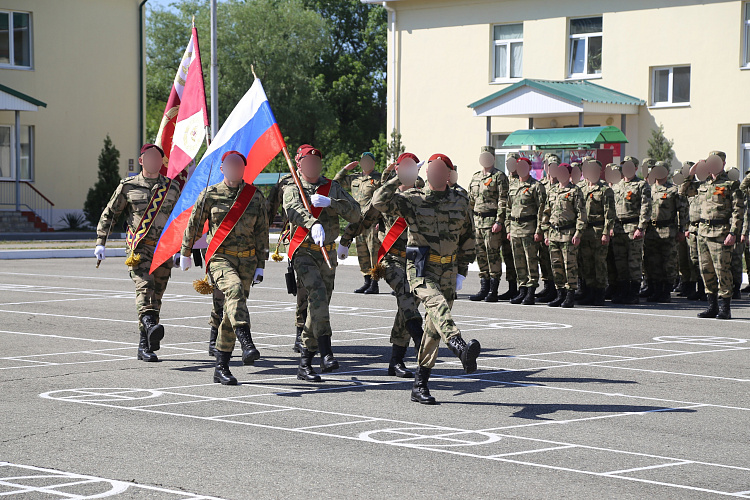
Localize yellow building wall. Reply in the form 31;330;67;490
388;0;750;184
0;0;142;226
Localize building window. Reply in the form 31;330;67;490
492;134;518;171
652;66;690;106
569;16;602;77
744;3;750;67
0;11;32;68
0;125;34;181
741;126;750;176
492;24;523;81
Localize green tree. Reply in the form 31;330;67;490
647;124;675;164
83;135;121;228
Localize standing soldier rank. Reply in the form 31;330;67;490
372;153;480;405
181;151;269;385
95;144;181;362
334;152;382;294
283;145;361;382
467;145;514;302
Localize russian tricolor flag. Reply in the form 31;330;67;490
150;79;286;273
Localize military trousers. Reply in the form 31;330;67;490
208;254;257;353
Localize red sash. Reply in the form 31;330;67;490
288;180;332;259
204;184;258;263
376;217;408;264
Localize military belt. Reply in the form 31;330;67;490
510;215;537;223
427;253;456;264
140;238;158;246
550;222;576;231
616;216;639;225
690;221;700;227
587;219;605;227
699;218;730;227
216;247;255;258
650;219;676;228
474;210;498;218
388;248;407;258
299;242;336;252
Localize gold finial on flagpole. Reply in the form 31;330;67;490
251;64;258;80
192;15;195;27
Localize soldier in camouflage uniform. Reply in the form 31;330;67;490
542;162;587;308
340;153;425;378
693;151;745;319
535;154;558;302
468;145;514;302
181;151;269;385
284;145;361;382
334;152;382;294
95;144;180;362
267;167;308;352
372;153;480;405
643;161;687;303
578;159;615;306
611;156;652;304
678;161;707;300
505;156;546;305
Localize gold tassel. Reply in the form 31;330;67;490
271;250;284;262
369;262;386;281
193;275;214;295
124;251;141;267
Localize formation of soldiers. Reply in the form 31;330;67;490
93;142;746;405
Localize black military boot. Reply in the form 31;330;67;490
685;282;698;300
234;325;260;365
561;289;576;308
137;330;158;362
698;294;718;318
297;348;321;382
646;281;662;302
639;279;653;299
498;280;518;301
510;286;527;304
388;344;414;378
717;297;732;320
447;336;481;374
411;366;437;405
537;280;556;302
604;283;614;300
574;279;587;300
659;280;673;303
678;279;690;297
208;326;218;357
354;275;372;293
140;314;164;352
406;318;424;348
742;278;750;293
696;280;707;301
484;278;500;303
733;282;742;300
522;287;537;305
318;335;339;373
623;281;640;305
578;284;595;305
292;326;303;353
469;278;490;301
213;350;237;385
593;288;606;306
547;289;566;308
363;278;379;295
610;281;628;304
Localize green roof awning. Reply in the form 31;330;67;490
503;126;628;150
0;83;47;109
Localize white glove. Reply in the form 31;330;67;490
180;255;192;271
311;223;326;247
94;245;106;261
456;274;466;291
337;243;349;260
311;194;331;208
253;268;264;284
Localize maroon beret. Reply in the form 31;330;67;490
140;144;164;157
428;153;455;171
221;150;247;165
396;152;420;165
518;157;532;166
297;145;322;159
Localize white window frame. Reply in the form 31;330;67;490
491;133;518;172
650;65;691;108
567;16;602;79
0;124;34;181
743;2;750;68
741;125;750;176
0;10;33;70
491;23;523;83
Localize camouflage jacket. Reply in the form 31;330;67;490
542;182;587;242
334;169;382;207
96;173;181;248
679;177;702;233
283;176;361;257
266;173;297;226
612;177;651;235
371;177;475;277
696;172;745;238
468;168;508;229
648;181;687;239
579;180;615;237
505;176;546;237
181;181;269;267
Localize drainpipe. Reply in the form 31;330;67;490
138;0;149;148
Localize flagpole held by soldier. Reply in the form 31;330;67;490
181;151;269;385
94;144;181;362
372;153;481;405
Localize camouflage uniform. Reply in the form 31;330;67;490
611;173;651;302
537;174;556;290
679;174;705;293
334;167;382;276
541;181;587;295
506;176;546;292
579;180;615;291
283;176;360;352
182;181;269;354
468;166;510;280
96;173;180;346
644;178;687;301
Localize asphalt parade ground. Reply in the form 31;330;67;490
1;257;749;499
